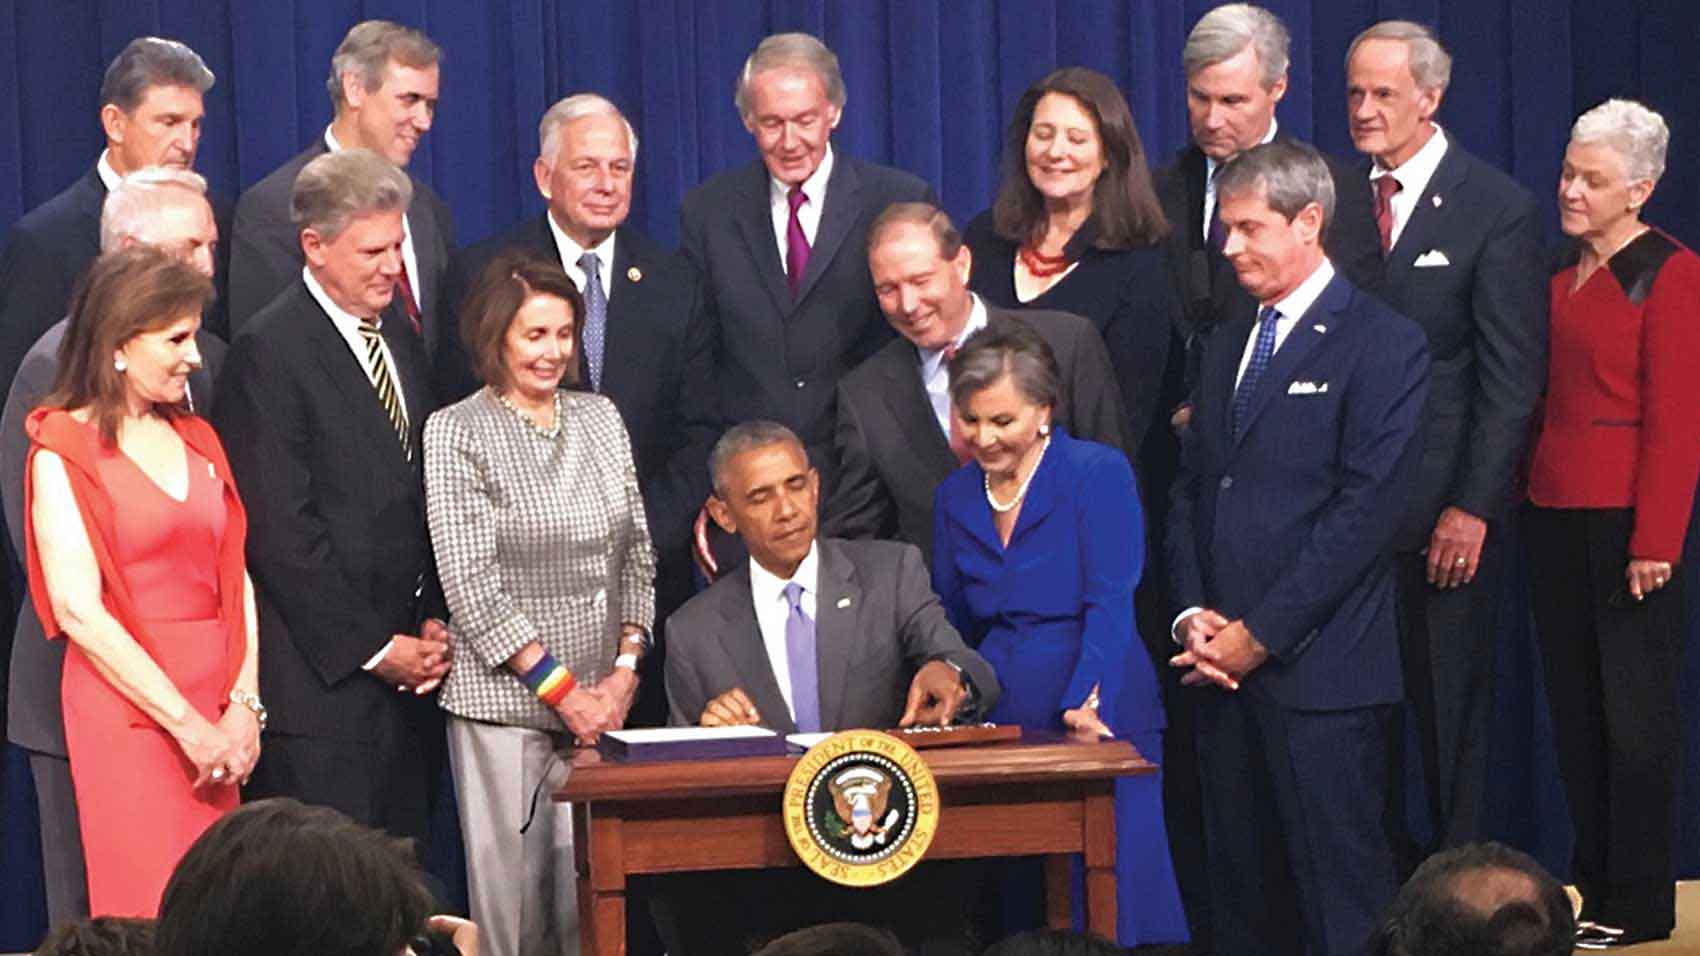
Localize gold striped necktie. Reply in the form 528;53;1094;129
357;318;412;460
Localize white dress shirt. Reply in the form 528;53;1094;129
747;542;821;721
1368;125;1448;251
1203;118;1279;242
325;127;423;309
769;145;834;267
96;150;122;191
917;295;990;437
547;212;617;303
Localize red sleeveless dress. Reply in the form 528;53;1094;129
25;410;250;917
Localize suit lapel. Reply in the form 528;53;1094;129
405;189;441;344
731;165;796;318
794;156;861;306
878;344;957;478
1230;276;1350;448
300;289;420;489
812;541;861;731
602;227;651;399
714;566;796;734
1383;141;1467;287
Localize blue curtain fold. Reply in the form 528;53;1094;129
2;1;1698;949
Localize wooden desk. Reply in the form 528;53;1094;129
557;733;1150;955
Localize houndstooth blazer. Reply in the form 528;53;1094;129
424;387;656;730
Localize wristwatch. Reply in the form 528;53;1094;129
614;652;640;672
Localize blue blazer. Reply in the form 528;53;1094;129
932;430;1164;736
1165;271;1429;711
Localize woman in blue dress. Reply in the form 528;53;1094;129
931;319;1187;947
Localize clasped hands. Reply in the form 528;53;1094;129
699;660;969;729
1169;609;1270;691
176;700;262;790
556;667;639;745
373;618;454;694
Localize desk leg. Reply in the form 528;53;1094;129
1082;785;1117;940
1044;855;1072;930
576;804;629;956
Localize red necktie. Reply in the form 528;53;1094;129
785;186;811;300
394;257;423;335
1374;175;1403;257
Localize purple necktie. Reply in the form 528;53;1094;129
785;186;811;300
783;582;821;732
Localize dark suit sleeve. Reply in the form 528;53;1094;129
891;542;1000;712
637;261;720;553
1060;312;1139;462
0;233;73;394
930;491;971;632
212;333;394;686
226;196;303;336
1242;323;1431;658
433;249;485;403
1164;414;1208;614
663;614;710;727
1;347;54;558
1101;259;1175;453
1453;190;1547;520
821;380;896;540
1065;452;1141;719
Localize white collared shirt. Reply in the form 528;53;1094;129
1369;125;1448;251
96;150;122;192
325;126;423;310
917;294;990;438
748;542;821;721
301;266;412;422
1203;118;1279;242
769;145;835;267
1232;257;1336;388
547;212;618;303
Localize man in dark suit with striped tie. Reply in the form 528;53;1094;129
213;148;450;846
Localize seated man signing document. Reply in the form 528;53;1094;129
665;420;1000;732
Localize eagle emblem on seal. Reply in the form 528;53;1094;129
828;766;901;849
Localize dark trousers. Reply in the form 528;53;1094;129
27;750;88;926
1526;506;1681;936
1393;525;1504;853
1196;690;1398;956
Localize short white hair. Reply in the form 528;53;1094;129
100;167;209;252
1571;98;1669;185
538;94;638;165
734;32;846;119
1183;4;1290;89
1348;20;1452;93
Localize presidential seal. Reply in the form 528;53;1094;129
782;730;941;887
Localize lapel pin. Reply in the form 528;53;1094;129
206;462;217;479
1313;324;1327;334
1432;194;1443;208
627;266;643;282
836;597;852;609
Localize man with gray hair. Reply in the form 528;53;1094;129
227;19;453;352
681;32;934;580
1342;20;1547;858
442;95;718;732
1;165;229;927
1167;141;1429;956
213;148;451;847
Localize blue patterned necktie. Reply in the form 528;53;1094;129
1232;306;1281;437
782;582;822;733
577;251;608;391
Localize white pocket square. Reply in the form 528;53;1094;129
1287;380;1329;395
1413;249;1451;268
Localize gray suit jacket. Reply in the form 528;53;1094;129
226;141;454;359
664;537;999;731
3;319;225;754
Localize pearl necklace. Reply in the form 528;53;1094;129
984;434;1051;513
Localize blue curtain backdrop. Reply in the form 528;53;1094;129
2;0;1698;947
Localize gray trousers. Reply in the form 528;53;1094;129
446;716;578;956
29;750;90;926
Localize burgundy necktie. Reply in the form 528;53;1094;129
785;186;811;300
394;257;423;335
1374;175;1403;257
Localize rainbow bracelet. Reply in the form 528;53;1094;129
522;652;576;706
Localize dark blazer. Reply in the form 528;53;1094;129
0;168;105;395
663;537;1000;732
226;142;455;360
3;320;224;755
824;305;1133;565
963;213;1174;452
1166;272;1429;711
211;280;442;743
680;154;933;490
1340;139;1547;547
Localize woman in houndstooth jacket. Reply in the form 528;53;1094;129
424;251;656;956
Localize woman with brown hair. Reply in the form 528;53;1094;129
965;66;1177;451
26;245;260;916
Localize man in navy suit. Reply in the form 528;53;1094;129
442;93;718;730
681;33;934;566
1167;141;1429;956
1342;21;1547;855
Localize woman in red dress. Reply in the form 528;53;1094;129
1526;98;1700;948
25;246;261;917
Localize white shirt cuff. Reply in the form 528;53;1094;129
362;639;395;671
1171;607;1204;646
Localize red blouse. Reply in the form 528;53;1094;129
1527;230;1700;561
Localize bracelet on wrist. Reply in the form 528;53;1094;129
228;688;267;732
521;651;576;706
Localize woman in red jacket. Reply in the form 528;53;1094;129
1526;98;1700;949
